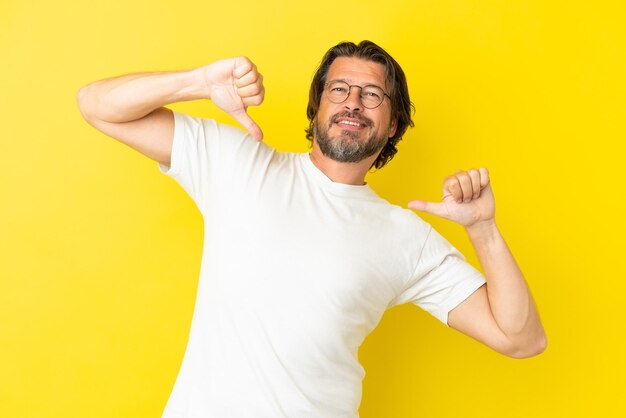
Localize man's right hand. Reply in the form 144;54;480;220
201;57;265;141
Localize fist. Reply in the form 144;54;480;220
409;168;495;227
201;57;265;140
444;168;490;204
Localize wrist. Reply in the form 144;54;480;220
466;218;499;243
175;67;211;101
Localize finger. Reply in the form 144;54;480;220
241;82;264;107
408;199;449;219
479;167;490;189
455;171;475;203
237;82;264;100
467;168;481;199
233;56;254;79
235;69;261;89
242;94;264;107
230;108;264;141
443;175;462;202
443;175;462;203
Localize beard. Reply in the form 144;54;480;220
313;111;390;163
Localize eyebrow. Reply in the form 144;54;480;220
328;78;385;90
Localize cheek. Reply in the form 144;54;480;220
379;110;397;136
318;105;339;125
315;105;328;122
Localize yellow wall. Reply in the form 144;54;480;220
2;0;624;416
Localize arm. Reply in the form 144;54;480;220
409;169;547;358
76;57;265;167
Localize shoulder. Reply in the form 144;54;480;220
355;196;434;255
373;197;432;237
173;111;252;143
172;111;277;159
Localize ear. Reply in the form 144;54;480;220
388;118;398;138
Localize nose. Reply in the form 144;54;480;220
343;86;363;112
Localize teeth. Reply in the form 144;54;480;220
338;120;362;127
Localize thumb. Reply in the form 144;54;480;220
230;108;263;141
408;199;448;218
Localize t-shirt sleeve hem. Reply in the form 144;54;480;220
438;277;486;327
158;111;185;176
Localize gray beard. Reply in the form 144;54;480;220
313;115;389;163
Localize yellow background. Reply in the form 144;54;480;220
1;0;624;417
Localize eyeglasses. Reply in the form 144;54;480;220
324;80;390;109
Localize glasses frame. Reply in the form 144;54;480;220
324;80;391;109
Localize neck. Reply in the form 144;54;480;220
309;141;377;185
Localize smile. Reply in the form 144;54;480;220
337;120;366;127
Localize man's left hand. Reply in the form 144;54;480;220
408;168;495;227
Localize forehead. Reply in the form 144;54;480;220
327;57;387;87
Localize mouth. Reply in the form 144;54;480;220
336;119;366;129
331;113;372;130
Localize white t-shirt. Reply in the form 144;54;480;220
158;112;486;418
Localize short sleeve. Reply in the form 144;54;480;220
395;226;486;325
157;111;262;211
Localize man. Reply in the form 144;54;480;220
77;40;546;417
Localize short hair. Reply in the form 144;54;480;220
305;40;415;169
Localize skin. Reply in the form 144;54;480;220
310;57;397;185
77;54;546;358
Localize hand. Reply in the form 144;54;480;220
201;57;265;140
408;168;495;227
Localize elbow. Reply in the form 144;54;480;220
503;332;548;359
76;86;91;121
76;85;98;123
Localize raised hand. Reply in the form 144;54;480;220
201;57;265;140
408;168;495;227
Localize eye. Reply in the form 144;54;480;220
327;81;349;90
362;88;382;100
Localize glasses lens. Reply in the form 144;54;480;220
326;81;350;103
360;86;384;108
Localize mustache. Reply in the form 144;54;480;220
330;112;373;127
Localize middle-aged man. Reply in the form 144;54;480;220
77;40;546;417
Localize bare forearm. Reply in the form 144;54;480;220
77;68;206;123
466;220;546;348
